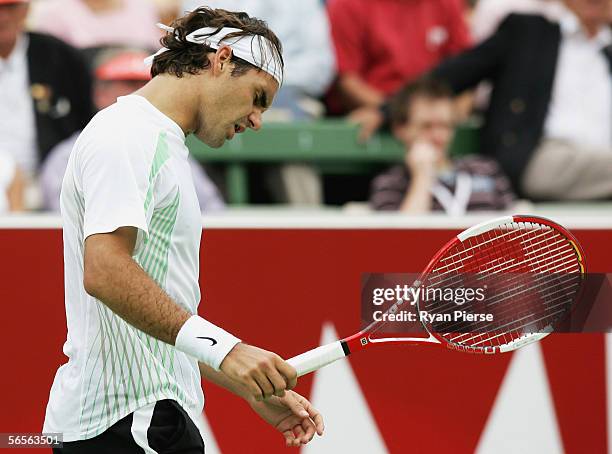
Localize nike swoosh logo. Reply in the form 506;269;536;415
196;336;218;346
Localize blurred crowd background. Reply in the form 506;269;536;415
0;0;611;214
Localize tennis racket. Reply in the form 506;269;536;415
287;215;586;377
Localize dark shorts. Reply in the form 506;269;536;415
53;400;205;454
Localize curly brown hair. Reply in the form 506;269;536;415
389;77;453;127
151;7;284;80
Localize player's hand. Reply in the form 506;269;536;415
250;390;324;447
220;343;297;401
348;106;384;143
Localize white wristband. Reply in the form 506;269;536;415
175;315;241;370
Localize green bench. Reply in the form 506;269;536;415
188;119;480;204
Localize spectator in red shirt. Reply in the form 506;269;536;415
327;0;472;114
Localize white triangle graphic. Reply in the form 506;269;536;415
195;411;222;454
476;343;563;454
606;333;612;454
301;322;388;454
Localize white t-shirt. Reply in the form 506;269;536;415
43;95;205;441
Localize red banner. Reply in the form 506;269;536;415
0;227;609;453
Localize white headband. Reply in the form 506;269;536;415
145;23;283;86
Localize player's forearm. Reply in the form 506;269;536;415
84;229;241;371
84;240;191;345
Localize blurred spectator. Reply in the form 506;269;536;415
183;1;336;205
430;0;612;200
467;1;563;111
31;0;161;49
154;0;181;25
326;0;471;114
0;0;94;209
369;79;514;213
471;0;562;42
463;0;479;25
469;1;563;111
0;151;25;212
39;48;225;213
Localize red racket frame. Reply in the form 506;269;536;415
342;215;586;356
288;215;587;377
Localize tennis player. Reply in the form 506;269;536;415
43;7;323;452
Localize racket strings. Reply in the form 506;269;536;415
420;221;582;350
436;269;579;330
446;223;580;334
429;245;579;315
427;224;577;306
433;225;562;275
434;227;535;272
448;275;579;344
454;224;580;345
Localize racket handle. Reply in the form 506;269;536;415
287;341;347;377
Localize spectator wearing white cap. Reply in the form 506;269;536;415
40;47;226;213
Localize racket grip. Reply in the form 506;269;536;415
287;341;347;377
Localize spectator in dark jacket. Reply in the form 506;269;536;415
362;0;611;201
0;0;94;207
431;0;612;200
